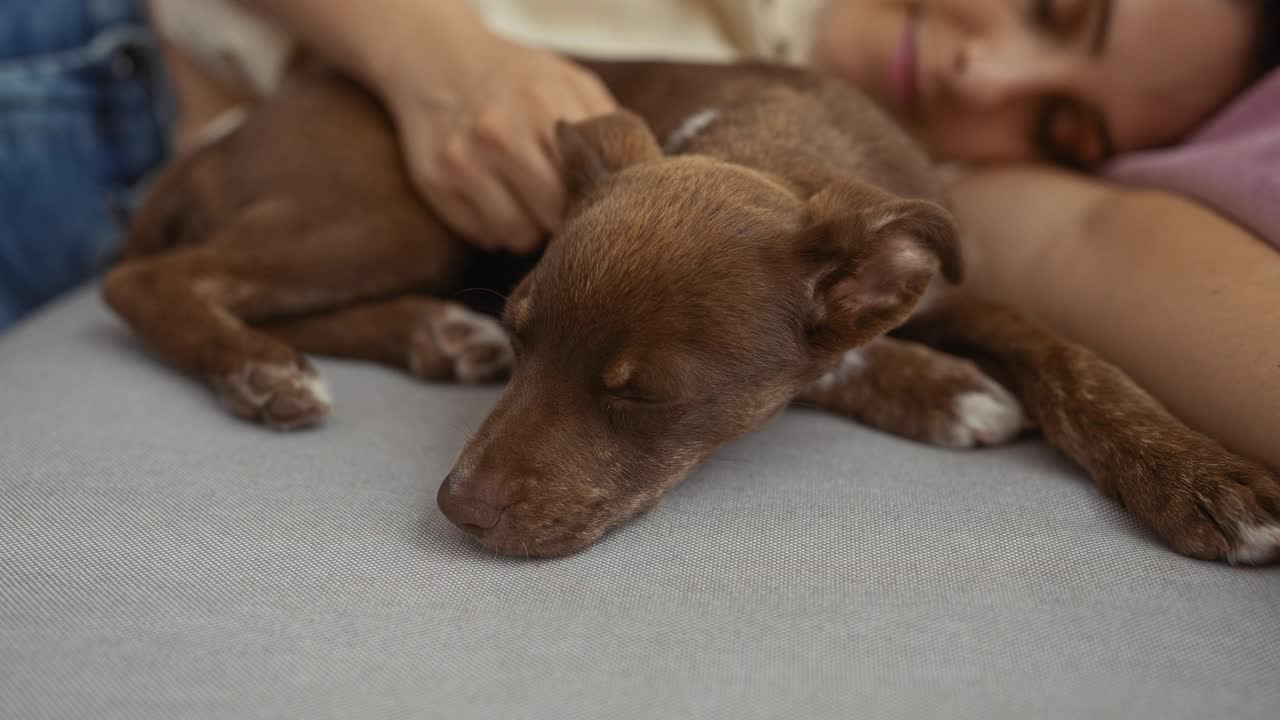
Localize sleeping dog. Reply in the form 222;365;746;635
103;60;1280;562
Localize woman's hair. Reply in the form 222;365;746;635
1252;0;1280;78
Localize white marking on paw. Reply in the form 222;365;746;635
664;109;719;154
440;305;507;348
1229;523;1280;565
220;363;282;407
812;348;868;391
432;305;514;383
943;384;1026;448
299;372;333;407
194;106;249;148
215;362;332;430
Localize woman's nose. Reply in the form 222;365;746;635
942;36;1068;109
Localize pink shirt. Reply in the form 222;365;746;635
1104;69;1280;250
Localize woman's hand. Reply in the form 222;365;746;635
383;36;616;254
242;0;617;253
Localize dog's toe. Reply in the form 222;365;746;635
1231;522;1280;564
1108;445;1280;564
214;361;332;430
927;380;1027;449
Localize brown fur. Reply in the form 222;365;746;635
899;299;1280;562
103;60;1279;562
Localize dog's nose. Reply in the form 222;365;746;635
437;472;507;532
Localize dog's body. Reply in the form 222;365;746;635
104;61;1280;562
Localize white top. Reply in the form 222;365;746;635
148;0;826;95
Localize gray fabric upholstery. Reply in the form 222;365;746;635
3;289;1278;720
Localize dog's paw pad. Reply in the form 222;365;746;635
214;362;331;430
410;304;513;384
937;383;1027;448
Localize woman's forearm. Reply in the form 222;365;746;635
953;167;1280;469
239;0;491;94
233;0;616;254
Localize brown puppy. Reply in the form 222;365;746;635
103;60;1280;563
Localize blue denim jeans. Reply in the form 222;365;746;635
0;0;174;331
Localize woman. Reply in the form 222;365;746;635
5;0;1278;468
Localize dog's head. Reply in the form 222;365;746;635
439;111;960;556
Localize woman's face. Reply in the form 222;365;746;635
814;0;1259;166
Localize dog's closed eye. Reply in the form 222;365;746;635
605;392;668;407
602;367;679;417
602;393;684;433
602;363;681;408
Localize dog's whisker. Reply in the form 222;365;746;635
455;287;509;304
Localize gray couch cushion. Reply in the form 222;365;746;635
2;289;1278;720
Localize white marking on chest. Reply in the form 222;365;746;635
664;109;720;154
194;105;249;148
811;348;868;391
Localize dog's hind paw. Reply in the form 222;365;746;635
214;361;332;430
409;303;513;384
942;383;1028;448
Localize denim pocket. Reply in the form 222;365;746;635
0;8;174;329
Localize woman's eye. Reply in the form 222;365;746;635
1032;0;1056;27
1031;0;1086;33
1037;98;1111;169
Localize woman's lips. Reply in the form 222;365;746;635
891;12;921;115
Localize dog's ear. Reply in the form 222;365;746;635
796;182;962;352
555;110;663;198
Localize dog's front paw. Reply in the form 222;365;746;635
1107;442;1280;564
213;361;332;430
409;303;513;384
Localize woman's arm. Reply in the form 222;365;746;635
238;0;616;253
242;0;483;92
951;166;1280;469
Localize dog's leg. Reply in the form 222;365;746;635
797;336;1029;449
102;201;470;429
901;297;1280;564
259;295;512;383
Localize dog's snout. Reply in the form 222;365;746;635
437;472;508;533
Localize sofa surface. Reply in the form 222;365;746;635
3;290;1278;719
